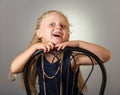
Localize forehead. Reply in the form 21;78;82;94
42;12;69;24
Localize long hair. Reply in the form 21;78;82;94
20;10;87;94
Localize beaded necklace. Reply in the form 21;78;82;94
41;53;64;95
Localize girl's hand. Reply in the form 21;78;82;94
55;41;79;51
34;42;55;53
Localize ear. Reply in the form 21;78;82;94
35;29;43;38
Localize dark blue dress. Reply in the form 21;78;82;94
36;52;83;95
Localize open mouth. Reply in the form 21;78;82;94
53;34;61;37
52;32;63;38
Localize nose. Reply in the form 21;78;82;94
56;25;62;30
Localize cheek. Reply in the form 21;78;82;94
65;33;70;41
43;31;51;40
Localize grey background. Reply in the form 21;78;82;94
0;0;119;95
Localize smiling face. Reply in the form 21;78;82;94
36;12;70;44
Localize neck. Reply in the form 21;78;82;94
44;51;63;63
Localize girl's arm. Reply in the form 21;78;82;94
10;42;54;74
55;40;111;64
10;44;38;74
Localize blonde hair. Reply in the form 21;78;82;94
19;10;87;94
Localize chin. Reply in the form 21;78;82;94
53;41;63;44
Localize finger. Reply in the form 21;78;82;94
43;46;47;53
56;44;63;51
45;44;50;52
46;43;54;52
61;45;65;50
48;42;55;50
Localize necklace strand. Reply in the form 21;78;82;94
42;54;61;79
41;53;64;95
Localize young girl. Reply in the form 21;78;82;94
10;10;111;95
